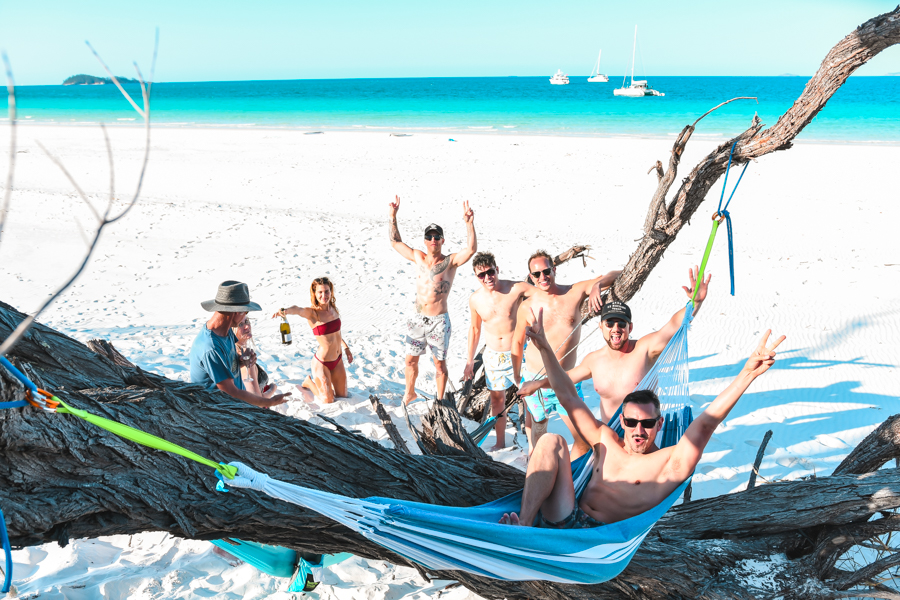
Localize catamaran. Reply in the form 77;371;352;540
614;26;664;97
549;69;570;85
587;50;608;82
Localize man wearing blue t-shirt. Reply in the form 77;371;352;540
190;280;290;408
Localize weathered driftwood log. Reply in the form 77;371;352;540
609;6;900;304
4;299;900;599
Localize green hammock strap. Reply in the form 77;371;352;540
693;215;722;303
54;396;237;480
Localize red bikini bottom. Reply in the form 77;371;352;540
315;354;343;371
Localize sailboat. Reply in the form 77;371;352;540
587;50;608;82
614;26;664;97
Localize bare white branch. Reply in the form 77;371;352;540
85;40;145;118
0;35;157;357
0;52;17;248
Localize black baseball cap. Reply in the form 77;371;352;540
600;301;632;323
424;223;444;237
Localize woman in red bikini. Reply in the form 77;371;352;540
274;276;353;403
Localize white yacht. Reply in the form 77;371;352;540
587;50;608;82
614;26;664;97
549;69;570;85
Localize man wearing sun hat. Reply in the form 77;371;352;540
189;280;290;408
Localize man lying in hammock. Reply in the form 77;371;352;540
517;265;711;424
500;307;783;528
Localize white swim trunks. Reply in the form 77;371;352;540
483;348;516;391
406;312;451;360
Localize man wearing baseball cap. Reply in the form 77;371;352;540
519;265;711;424
388;195;477;404
189;280;290;408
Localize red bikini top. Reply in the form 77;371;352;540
312;318;341;336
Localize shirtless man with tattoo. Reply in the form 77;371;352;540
518;266;711;426
463;251;534;450
512;250;620;457
389;195;477;404
500;307;783;529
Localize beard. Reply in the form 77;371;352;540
606;333;628;350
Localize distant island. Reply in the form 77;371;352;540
888;72;900;76
63;74;139;85
776;73;801;77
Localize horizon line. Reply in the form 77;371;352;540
15;73;900;87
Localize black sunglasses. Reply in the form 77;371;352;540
622;417;661;429
476;267;497;280
530;267;552;280
424;234;444;241
605;319;628;329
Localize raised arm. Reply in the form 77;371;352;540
525;308;604;446
273;306;315;320
666;330;785;481
452;201;477;266
464;295;482;381
577;269;622;313
389;195;416;262
641;266;711;360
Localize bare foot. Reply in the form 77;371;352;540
403;393;418;405
498;512;522;526
298;387;316;403
487;442;506;452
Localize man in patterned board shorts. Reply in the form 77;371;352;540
464;252;535;450
389;195;477;404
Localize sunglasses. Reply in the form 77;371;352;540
622;417;661;429
425;234;444;241
476;267;497;280
530;267;553;280
605;319;628;329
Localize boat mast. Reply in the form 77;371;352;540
595;50;602;76
630;25;637;86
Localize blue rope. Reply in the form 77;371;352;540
1;506;12;594
716;141;749;296
0;356;35;410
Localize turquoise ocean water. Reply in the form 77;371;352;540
3;76;899;142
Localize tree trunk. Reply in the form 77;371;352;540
3;300;900;599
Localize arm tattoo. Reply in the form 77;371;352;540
389;217;402;242
434;281;451;295
415;298;424;313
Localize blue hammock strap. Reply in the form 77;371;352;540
1;506;12;594
713;140;748;297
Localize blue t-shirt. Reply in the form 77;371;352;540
189;325;245;392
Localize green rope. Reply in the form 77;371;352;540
693;217;722;303
55;397;237;480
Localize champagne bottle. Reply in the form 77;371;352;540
280;310;293;345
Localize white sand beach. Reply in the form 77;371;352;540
2;123;899;598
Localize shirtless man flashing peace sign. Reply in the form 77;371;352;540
500;307;784;529
389;195;477;404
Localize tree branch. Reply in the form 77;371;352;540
611;7;900;303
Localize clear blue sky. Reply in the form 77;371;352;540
1;0;897;85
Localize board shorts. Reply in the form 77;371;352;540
520;365;584;422
406;312;451;360
483;348;516;391
538;503;605;529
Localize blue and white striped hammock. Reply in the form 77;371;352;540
221;301;696;584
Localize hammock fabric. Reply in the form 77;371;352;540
221;302;697;584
